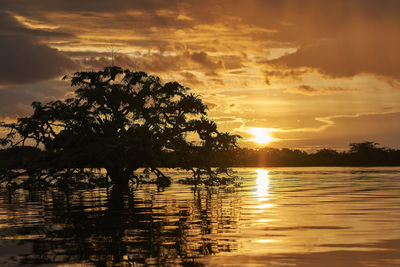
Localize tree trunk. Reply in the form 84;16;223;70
107;167;130;189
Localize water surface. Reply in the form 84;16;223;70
0;167;399;266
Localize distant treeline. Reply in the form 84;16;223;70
1;141;400;169
229;141;400;167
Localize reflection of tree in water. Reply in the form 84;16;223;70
193;188;240;256
0;184;241;266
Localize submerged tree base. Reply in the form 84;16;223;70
178;167;241;187
0;166;241;193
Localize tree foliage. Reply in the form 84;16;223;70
0;66;240;189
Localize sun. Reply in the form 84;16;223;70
248;127;276;145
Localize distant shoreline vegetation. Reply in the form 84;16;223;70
229;141;400;167
1;141;399;169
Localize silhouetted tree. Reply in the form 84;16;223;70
349;141;380;154
347;141;389;166
311;149;341;166
0;66;239;189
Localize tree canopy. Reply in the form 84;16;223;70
0;66;240;189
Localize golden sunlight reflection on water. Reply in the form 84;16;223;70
231;167;400;263
254;169;274;212
255;168;270;198
1;167;400;266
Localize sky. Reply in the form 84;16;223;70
1;0;399;151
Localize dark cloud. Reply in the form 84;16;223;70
140;53;187;73
77;53;137;70
0;35;78;85
210;78;224;86
268;32;400;80
265;69;309;85
288;85;351;96
0;11;73;40
180;72;204;87
76;50;227;77
187;51;224;76
249;1;400;80
203;102;217;110
221;55;244;70
79;52;193;75
296;85;315;93
0;80;71;117
0;11;77;85
4;0;399;80
0;0;180;13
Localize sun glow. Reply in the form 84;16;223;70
248;127;276;145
